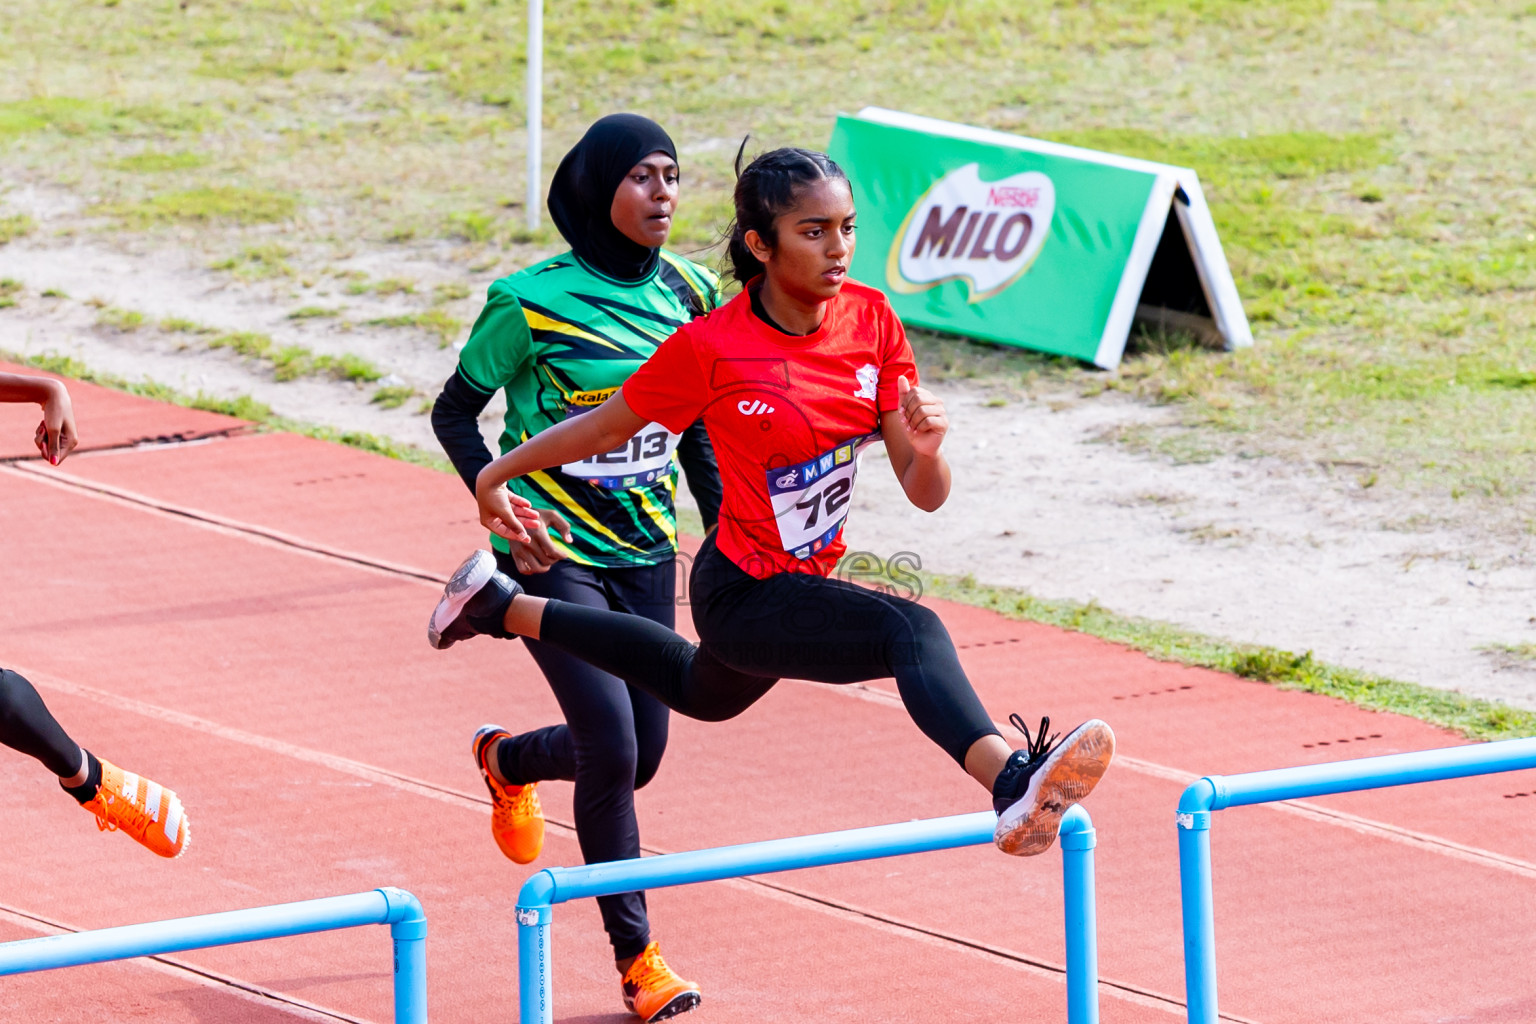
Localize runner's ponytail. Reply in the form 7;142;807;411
725;140;847;284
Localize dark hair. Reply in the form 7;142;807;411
725;140;848;284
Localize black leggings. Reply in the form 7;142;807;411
0;668;83;778
494;553;674;962
537;534;1000;768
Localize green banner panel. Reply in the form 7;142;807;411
828;109;1250;368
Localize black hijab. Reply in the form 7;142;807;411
547;113;677;282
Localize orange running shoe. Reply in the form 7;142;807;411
622;942;701;1022
473;724;544;864
81;760;189;859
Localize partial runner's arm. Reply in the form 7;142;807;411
675;419;722;531
475;392;648;542
430;368;497;493
433;368;572;570
0;372;77;465
880;376;951;513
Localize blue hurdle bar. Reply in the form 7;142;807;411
516;807;1100;1024
0;887;428;1023
1177;737;1536;1024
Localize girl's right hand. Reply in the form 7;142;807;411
476;475;539;543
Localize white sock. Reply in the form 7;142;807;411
58;748;89;789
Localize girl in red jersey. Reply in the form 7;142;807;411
429;146;1115;859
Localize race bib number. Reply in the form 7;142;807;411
765;433;881;559
561;402;680;489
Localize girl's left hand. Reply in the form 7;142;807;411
33;381;77;466
475;472;541;543
896;376;947;459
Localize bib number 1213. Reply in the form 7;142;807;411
562;413;680;490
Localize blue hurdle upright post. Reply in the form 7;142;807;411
0;887;428;1023
1059;805;1099;1024
1177;737;1536;1024
517;809;1100;1024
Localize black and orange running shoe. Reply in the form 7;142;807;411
992;716;1115;856
622;942;701;1022
473;724;544;864
81;759;189;859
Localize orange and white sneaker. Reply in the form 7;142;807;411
473;724;544;864
81;760;189;859
992;715;1115;856
622;942;701;1022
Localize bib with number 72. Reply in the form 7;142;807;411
765;432;882;559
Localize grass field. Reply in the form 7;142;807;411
3;0;1532;534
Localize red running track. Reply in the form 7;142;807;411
2;363;1535;1023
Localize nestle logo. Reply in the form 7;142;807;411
987;186;1039;209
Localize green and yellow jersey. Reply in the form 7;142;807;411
454;249;721;568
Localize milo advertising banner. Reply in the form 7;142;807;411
828;108;1251;369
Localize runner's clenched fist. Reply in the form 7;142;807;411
896;375;947;458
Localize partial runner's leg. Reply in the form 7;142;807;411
0;667;87;781
436;540;984;739
493;556;675;962
1;667;190;857
430;543;1113;854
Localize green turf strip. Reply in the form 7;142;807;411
921;573;1536;743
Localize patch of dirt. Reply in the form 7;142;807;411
846;389;1536;709
4;185;1534;709
0;184;505;451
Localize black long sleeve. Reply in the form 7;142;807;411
431;368;497;494
675;419;722;532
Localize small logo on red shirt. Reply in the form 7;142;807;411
853;364;879;401
737;399;776;416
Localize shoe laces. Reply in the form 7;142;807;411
628;943;675;991
92;786;150;837
1009;713;1059;765
512;782;540;817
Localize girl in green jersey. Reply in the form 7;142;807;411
430;114;717;1022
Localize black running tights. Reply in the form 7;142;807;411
493;554;674;962
536;535;1000;768
0;668;83;778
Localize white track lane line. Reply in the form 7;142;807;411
822;681;1536;881
16;663;1217;1019
8;461;1534;882
0;902;373;1023
8;462;1534;879
10;458;1534;1019
0;462;449;585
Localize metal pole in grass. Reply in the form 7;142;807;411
525;0;543;232
1059;806;1100;1024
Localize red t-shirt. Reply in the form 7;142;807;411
623;279;917;579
